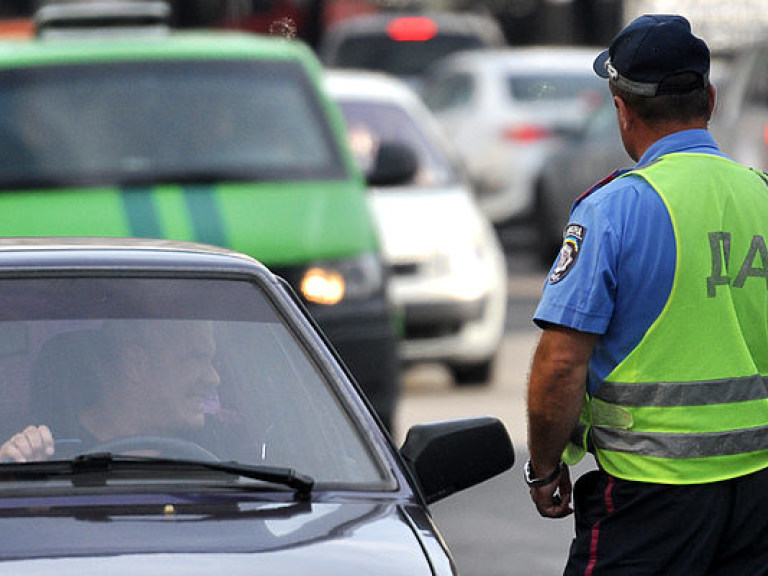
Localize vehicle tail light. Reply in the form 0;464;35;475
501;124;553;143
386;17;438;42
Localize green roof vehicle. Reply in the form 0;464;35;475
0;1;403;430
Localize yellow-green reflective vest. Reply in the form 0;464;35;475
565;153;768;484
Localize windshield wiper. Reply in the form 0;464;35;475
0;453;314;500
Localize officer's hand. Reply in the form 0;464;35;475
529;464;573;518
0;425;55;463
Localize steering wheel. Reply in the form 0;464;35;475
87;435;219;461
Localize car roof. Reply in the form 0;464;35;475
0;237;271;276
324;10;504;37
324;68;420;105
0;29;315;68
432;45;602;73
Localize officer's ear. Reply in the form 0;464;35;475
614;95;633;132
707;84;716;122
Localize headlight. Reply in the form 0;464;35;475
301;267;345;305
300;253;385;305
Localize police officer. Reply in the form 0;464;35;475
525;14;768;575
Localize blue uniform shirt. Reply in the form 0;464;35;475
533;129;727;396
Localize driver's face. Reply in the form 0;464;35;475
143;322;221;431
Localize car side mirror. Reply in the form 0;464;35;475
366;140;418;187
400;416;514;504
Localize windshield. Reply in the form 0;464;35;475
0;60;346;189
508;74;604;102
0;276;391;490
336;99;458;187
333;34;484;77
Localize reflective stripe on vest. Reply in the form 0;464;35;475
596;374;768;406
592;424;768;459
583;153;768;484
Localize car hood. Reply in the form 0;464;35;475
0;497;445;574
368;186;484;260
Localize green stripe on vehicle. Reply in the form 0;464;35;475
182;185;227;247
121;187;163;238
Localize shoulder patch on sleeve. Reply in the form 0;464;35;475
548;224;586;284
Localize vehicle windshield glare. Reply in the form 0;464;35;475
507;74;604;102
337;99;457;187
0;60;345;189
0;276;391;490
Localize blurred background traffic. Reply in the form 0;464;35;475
2;1;768;573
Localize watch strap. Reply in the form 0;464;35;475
524;460;563;487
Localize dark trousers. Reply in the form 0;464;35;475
563;466;768;575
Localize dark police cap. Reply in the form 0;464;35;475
593;14;710;97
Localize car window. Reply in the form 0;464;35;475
0;276;392;490
507;74;604;102
745;51;768;106
582;100;618;140
333;34;484;77
421;72;474;112
0;60;346;189
337;99;458;187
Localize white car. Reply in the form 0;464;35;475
420;46;607;228
324;69;508;385
709;44;768;170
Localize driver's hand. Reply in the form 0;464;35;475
0;425;55;462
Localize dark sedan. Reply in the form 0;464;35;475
0;237;513;574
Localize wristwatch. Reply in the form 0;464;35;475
524;460;563;487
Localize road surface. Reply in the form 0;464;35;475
394;253;596;576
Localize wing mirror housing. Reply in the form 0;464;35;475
400;416;514;504
366;140;418;187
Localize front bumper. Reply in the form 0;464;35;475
403;297;485;327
